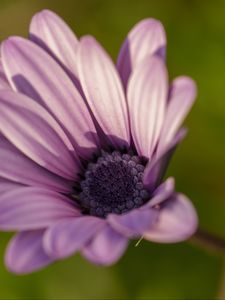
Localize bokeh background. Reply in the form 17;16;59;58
0;0;225;299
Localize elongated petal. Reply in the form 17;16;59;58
0;178;23;194
0;58;9;89
108;208;158;237
43;216;105;259
82;225;128;265
29;10;79;79
5;230;53;274
144;193;198;243
117;18;166;88
0;136;73;193
0;77;9;89
0;90;79;179
78;36;130;148
0;187;79;231
127;56;168;157
142;177;175;208
1;37;99;158
143;128;187;191
157;76;197;155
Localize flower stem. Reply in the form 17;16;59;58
192;228;225;254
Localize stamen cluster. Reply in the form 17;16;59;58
78;151;150;218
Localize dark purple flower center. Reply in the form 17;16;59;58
77;151;150;218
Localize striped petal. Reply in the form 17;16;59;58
0;136;72;193
157;76;197;155
5;230;53;274
143;128;187;191
0;90;79;180
82;225;128;266
0;58;9;89
144;193;198;243
0;187;80;231
108;208;158;238
117;18;166;88
142;177;175;208
29;9;79;81
1;37;99;159
0;178;23;195
78;36;130;148
43;216;105;259
127;56;168;158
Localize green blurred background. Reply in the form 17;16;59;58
0;0;225;299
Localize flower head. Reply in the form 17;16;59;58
0;10;197;274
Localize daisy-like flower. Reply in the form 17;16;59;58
0;10;197;274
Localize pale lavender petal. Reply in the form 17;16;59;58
0;136;73;193
127;56;168;157
0;178;23;194
0;78;9;89
0;187;80;231
117;18;166;88
144;193;198;243
43;216;105;259
108;208;158;237
0;74;9;89
142;177;175;208
5;230;53;274
157;76;197;155
2;37;99;158
78;36;130;148
143;128;187;191
29;10;79;79
0;58;9;89
82;225;128;266
0;90;79;180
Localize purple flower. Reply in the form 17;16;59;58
0;10;198;274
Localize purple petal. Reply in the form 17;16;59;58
78;36;130;148
0;178;23;194
43;216;105;259
1;37;99;159
144;193;198;243
0;90;79;180
0;187;80;231
108;208;158;238
127;56;168;158
0;58;9;89
0;75;9;89
5;230;53;274
82;225;128;266
143;128;187;191
0;135;73;193
117;18;166;88
157;76;197;155
29;10;79;79
142;177;175;208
